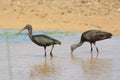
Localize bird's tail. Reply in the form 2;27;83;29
54;40;61;45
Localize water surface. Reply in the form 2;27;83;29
0;30;120;80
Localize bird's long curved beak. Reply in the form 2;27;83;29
71;51;73;54
17;28;25;36
71;48;73;54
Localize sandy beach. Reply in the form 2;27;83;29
0;0;120;35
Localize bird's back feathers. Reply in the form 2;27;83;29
32;35;61;46
81;30;112;42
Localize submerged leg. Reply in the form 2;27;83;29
90;43;93;53
93;42;99;57
90;43;93;57
93;43;99;53
44;46;47;57
50;45;54;57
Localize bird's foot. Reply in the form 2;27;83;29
96;53;99;58
50;53;53;57
44;53;47;57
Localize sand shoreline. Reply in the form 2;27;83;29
0;14;120;36
0;0;120;35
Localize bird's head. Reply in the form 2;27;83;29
17;24;32;35
71;44;78;54
71;41;84;54
58;41;61;45
21;24;32;31
55;40;61;45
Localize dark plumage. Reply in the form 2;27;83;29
18;24;61;57
71;30;112;55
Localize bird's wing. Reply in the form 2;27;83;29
83;30;111;41
32;35;54;46
90;31;111;40
95;32;110;40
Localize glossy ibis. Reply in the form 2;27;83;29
18;24;61;57
71;30;112;55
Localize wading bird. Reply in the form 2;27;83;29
18;24;61;57
71;30;112;55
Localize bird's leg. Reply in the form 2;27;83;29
90;43;93;56
50;45;54;57
93;43;99;53
93;43;99;56
44;46;47;57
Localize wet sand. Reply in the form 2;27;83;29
0;30;120;80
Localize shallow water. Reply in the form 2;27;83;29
0;30;120;80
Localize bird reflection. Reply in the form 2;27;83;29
71;51;99;59
81;58;112;80
30;57;56;79
71;49;100;59
71;54;113;80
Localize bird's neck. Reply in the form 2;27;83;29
28;29;33;40
78;41;84;47
74;41;84;49
72;41;84;52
